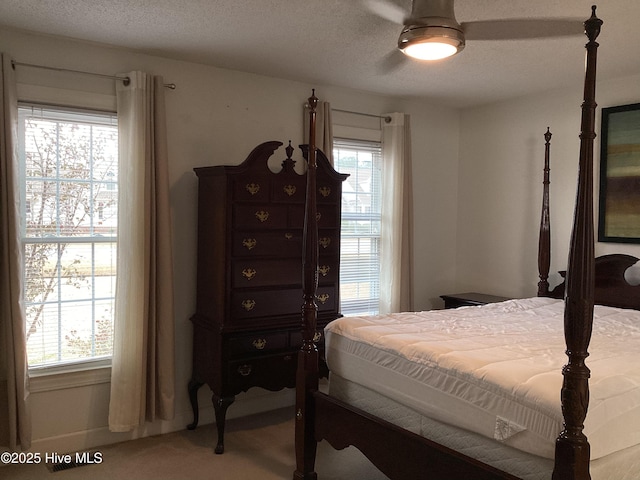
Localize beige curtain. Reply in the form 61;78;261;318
303;100;333;164
0;53;32;450
109;71;175;432
379;113;414;313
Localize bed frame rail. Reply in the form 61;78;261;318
313;391;519;480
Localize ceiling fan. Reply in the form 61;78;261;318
365;0;585;63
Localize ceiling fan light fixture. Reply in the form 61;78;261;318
402;39;458;60
398;25;465;60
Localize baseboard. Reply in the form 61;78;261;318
27;388;295;455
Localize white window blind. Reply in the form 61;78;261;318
334;138;382;316
18;104;118;368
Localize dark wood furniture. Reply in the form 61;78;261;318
293;8;631;480
187;141;347;454
440;292;510;309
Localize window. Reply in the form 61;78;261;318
18;104;118;368
334;138;382;316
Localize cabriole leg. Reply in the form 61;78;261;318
212;394;235;454
186;378;203;430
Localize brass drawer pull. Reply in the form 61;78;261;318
284;185;297;196
242;299;256;311
242;268;257;280
317;293;330;304
316;212;322;221
319;237;331;249
319;265;330;276
319;186;331;197
242;238;257;250
246;183;260;195
285;232;293;240
313;332;322;342
237;364;252;376
252;338;267;350
255;210;269;222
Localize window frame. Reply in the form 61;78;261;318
18;102;118;372
334;137;383;316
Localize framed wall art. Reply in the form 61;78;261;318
598;102;640;243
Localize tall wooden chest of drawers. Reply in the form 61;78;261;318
188;141;347;453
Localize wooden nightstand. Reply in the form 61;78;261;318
440;292;511;309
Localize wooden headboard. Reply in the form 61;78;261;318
548;253;640;310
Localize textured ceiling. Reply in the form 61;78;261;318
0;0;638;108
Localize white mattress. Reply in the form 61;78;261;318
324;297;640;460
329;373;640;480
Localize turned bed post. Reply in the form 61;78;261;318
552;6;602;480
293;90;320;480
538;128;552;296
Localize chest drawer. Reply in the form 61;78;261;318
230;287;303;319
317;231;339;255
228;331;289;356
290;204;339;228
290;328;324;349
315;286;337;311
227;353;297;392
230;286;337;321
232;259;300;287
232;230;339;257
232;231;302;257
316;172;341;204
233;176;270;202
233;205;289;229
272;178;306;203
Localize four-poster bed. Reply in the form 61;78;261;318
294;6;640;480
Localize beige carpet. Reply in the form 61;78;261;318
3;407;390;479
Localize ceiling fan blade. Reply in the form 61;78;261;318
377;49;407;74
462;19;584;41
362;0;407;25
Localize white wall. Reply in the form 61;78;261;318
458;73;640;298
0;27;460;452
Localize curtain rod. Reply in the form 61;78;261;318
11;61;176;89
332;108;391;123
